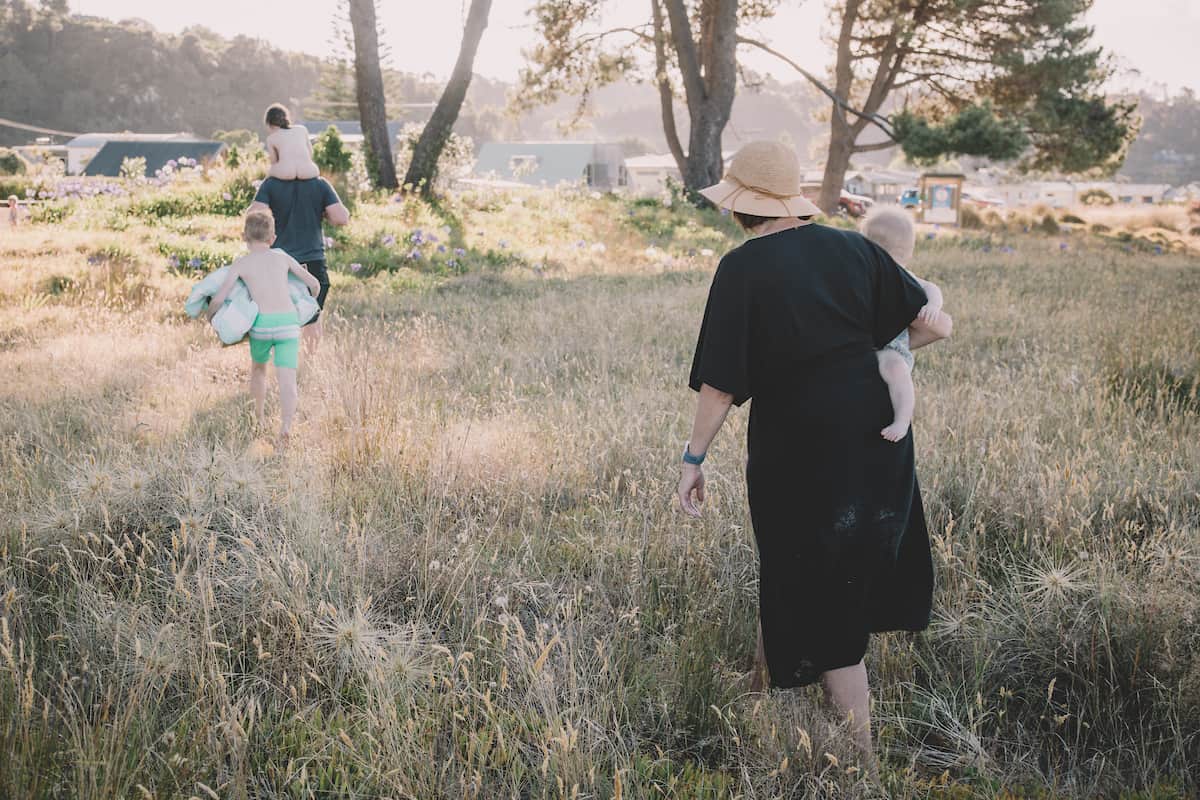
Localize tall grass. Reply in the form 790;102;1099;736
0;188;1197;798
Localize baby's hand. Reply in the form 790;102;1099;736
917;299;943;324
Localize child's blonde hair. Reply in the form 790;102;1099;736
6;195;16;205
244;209;275;243
861;206;915;265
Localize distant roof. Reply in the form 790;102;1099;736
67;132;194;148
475;142;609;185
82;140;225;177
625;154;681;170
300;120;406;141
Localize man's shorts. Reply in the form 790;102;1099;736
302;259;330;322
249;311;301;369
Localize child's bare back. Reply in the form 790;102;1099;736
230;249;300;313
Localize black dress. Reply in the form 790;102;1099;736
689;223;934;688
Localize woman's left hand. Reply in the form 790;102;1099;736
678;463;706;517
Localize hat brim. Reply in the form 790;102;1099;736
699;179;822;218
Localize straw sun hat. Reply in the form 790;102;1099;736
699;140;821;218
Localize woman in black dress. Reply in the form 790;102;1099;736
676;141;951;755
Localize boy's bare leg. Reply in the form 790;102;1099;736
249;361;269;428
276;366;298;445
821;661;876;766
877;350;914;442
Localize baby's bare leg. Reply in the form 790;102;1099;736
876;350;914;442
249;361;269;426
276;366;298;442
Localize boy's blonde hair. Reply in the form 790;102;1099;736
861;206;915;265
6;195;16;204
244;209;275;244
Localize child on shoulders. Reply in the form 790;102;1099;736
264;103;320;181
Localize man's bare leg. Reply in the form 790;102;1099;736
249;361;269;428
821;661;875;760
276;366;298;446
877;350;914;442
302;318;323;355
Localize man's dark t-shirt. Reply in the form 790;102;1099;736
253;177;340;263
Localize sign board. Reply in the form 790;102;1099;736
919;174;965;226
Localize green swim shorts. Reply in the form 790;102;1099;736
249;311;301;369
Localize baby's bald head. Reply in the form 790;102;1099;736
861;206;915;265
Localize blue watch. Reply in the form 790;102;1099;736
682;442;706;465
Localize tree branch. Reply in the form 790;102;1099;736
736;36;896;140
852;139;899;153
651;0;686;170
663;0;705;108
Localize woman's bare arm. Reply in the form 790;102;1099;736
678;383;735;516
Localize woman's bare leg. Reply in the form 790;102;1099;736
249;361;269;427
748;623;768;692
821;661;873;754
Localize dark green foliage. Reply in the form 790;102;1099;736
1038;213;1060;234
1081;188;1115;205
0;148;27;176
0;2;320;147
130;173;257;220
312;126;353;176
895;104;1029;165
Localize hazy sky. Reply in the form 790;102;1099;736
70;0;1197;95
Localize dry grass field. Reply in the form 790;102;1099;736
0;175;1198;798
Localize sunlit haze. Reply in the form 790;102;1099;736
67;0;1198;94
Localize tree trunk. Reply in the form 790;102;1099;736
663;0;738;201
403;0;492;197
348;0;397;190
819;114;855;214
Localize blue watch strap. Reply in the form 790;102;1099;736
682;443;706;465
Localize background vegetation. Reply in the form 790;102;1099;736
0;163;1196;797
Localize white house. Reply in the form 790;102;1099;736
624;153;681;196
844;168;919;204
474;142;628;191
64;132;195;175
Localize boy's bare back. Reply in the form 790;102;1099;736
231;249;297;314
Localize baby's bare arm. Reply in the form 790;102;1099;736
206;262;242;320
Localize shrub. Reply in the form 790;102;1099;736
1081;188;1115;205
1038;213;1061;234
1060;213;1085;225
119;156;147;181
959;205;984;229
1091;223;1111;234
313;126;353;176
0;147;27;176
1189;226;1200;237
982;209;1005;229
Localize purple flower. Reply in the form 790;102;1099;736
447;258;459;269
168;255;180;268
498;240;508;249
437;244;446;253
167;159;178;168
926;232;936;240
222;192;233;201
87;255;100;265
575;240;586;249
199;234;208;242
381;234;396;246
350;262;363;273
411;229;424;244
1154;245;1164;255
428;234;439;244
454;248;466;257
188;257;202;268
323;236;335;249
408;249;421;260
1059;242;1068;251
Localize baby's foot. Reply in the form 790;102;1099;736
881;420;910;442
276;431;291;452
